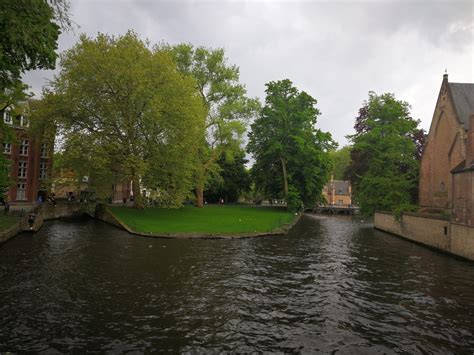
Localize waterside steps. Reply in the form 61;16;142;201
20;205;44;233
310;205;360;215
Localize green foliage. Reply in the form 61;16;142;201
204;150;251;203
45;32;206;208
286;185;303;212
169;44;260;206
393;203;419;220
329;146;351;180
0;0;60;95
0;215;19;230
0;154;10;200
248;79;335;211
347;92;423;215
110;205;295;234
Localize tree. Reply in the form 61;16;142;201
46;32;206;208
345;92;426;215
248;79;335;211
169;44;260;207
329;146;351;180
204;150;251;203
0;0;62;94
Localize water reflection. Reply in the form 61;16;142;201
0;215;473;352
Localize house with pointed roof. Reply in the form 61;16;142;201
419;74;474;224
419;75;473;207
322;176;352;207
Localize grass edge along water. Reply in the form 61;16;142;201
110;205;295;235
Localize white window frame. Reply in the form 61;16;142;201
3;143;11;154
18;161;27;178
16;183;26;201
19;139;29;156
20;115;29;127
3;110;12;124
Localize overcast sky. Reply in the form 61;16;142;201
24;0;474;146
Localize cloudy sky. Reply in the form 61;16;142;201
24;0;474;146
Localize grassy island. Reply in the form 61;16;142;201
110;205;295;235
0;215;19;231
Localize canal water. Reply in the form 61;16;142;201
1;214;474;353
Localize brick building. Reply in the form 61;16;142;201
2;105;53;205
452;114;474;225
419;74;474;225
322;176;352;207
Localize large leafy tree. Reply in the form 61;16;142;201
345;92;426;214
0;0;63;97
46;32;206;208
204;150;251;203
329;146;351;180
169;44;260;207
248;79;335;211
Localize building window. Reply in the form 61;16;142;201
19;139;29;156
20;115;29;127
3;110;12;124
40;143;48;158
18;161;27;178
16;183;26;201
3;143;11;154
40;163;47;179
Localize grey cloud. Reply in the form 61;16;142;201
23;0;474;146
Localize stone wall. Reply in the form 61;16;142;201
95;204;131;231
451;223;474;260
375;211;474;261
41;202;96;221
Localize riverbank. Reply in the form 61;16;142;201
374;211;474;262
0;215;19;230
107;205;297;238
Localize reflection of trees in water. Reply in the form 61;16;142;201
2;218;474;352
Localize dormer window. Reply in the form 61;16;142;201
3;110;12;124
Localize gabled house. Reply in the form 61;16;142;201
419;74;474;210
419;74;474;225
322;176;352;207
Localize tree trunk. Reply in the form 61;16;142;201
195;184;204;208
280;155;288;197
132;175;144;209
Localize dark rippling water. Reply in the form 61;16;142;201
1;214;474;353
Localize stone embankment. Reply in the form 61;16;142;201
374;211;474;261
1;203;302;243
0;201;96;244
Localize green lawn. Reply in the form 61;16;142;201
110;205;295;234
0;215;20;231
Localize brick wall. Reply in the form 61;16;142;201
3;126;53;204
419;76;466;210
